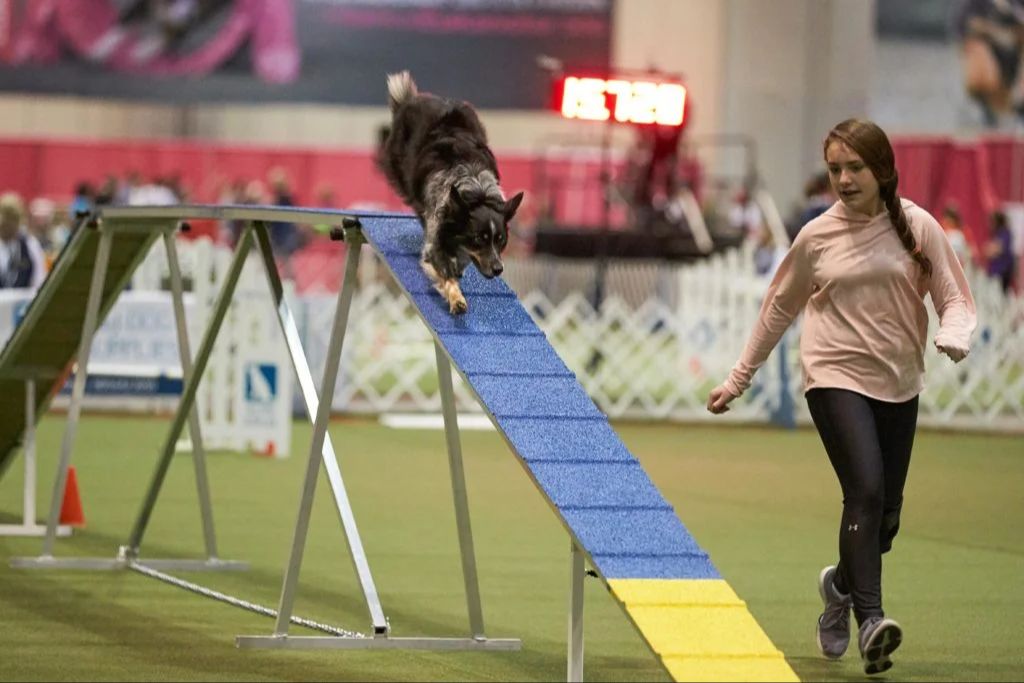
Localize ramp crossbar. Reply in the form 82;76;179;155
128;562;361;638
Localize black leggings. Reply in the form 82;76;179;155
806;388;918;625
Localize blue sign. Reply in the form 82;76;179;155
245;363;278;403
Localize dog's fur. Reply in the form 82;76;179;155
377;71;524;314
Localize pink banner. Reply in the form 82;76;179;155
11;0;298;82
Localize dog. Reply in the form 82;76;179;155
377;71;524;314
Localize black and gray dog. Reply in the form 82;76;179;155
377;71;524;314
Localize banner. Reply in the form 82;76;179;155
0;0;612;107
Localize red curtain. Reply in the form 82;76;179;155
3;133;1020;249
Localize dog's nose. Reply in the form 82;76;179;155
492;263;503;276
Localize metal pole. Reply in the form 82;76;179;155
434;342;485;639
42;226;114;555
587;120;614;375
127;228;255;555
163;228;219;559
272;227;372;635
567;541;585;683
23;379;35;525
250;220;387;633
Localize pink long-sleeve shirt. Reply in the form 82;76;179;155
723;199;977;403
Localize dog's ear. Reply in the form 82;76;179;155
449;184;468;211
504;192;525;221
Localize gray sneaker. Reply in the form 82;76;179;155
816;565;852;659
858;616;903;675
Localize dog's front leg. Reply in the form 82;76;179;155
421;249;468;315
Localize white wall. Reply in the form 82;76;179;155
719;0;873;214
0;0;878;210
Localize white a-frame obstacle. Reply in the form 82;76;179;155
8;205;520;652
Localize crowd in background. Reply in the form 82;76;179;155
722;168;1020;293
0;165;1020;295
0;167;347;291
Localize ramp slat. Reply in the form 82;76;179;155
530;462;670;510
439;333;573;376
498;418;635;462
409;291;540;336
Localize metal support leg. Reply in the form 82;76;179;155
41;227;113;555
268;225;384;635
127;228;255;556
0;380;71;537
568;542;585;683
23;378;35;526
434;342;485;639
163;229;219;559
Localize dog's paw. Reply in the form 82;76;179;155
449;297;468;315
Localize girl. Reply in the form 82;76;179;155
707;119;977;675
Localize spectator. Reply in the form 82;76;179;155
268;167;300;256
729;186;764;243
218;177;248;247
69;181;95;219
791;170;836;240
128;175;179;206
118;170;143;205
938;204;973;268
50;205;73;253
0;193;47;289
95;175;120;206
985;209;1016;292
308;183;338;240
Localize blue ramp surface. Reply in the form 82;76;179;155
359;214;798;682
360;215;713;580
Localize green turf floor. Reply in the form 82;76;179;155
1;415;1021;681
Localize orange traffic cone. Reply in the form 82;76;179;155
59;466;86;527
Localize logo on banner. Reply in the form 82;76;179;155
245;363;278;404
13;299;29;327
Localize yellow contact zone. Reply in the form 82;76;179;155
608;578;799;682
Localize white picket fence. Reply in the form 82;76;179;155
130;238;1024;435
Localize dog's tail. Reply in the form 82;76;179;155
386;71;417;112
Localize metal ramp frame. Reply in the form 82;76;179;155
0;213;161;537
9;205;520;655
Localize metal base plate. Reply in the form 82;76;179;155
235;635;523;651
0;524;73;537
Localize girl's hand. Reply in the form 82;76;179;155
707;385;737;414
935;340;968;363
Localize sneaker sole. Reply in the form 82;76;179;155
817;565;833;606
863;621;902;675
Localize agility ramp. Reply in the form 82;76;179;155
0;214;161;536
341;213;796;682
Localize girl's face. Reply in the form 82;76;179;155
826;140;883;217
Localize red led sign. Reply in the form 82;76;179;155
557;75;687;126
